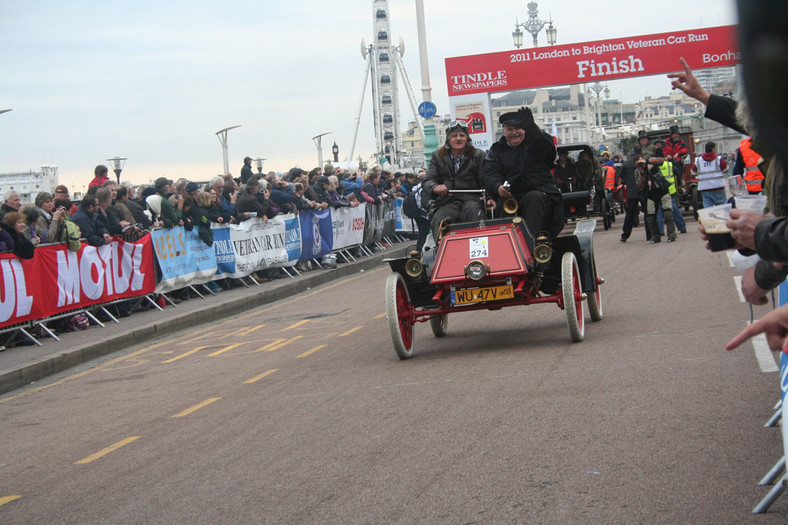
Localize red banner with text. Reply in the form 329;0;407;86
445;25;739;95
0;236;157;328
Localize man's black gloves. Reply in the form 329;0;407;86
517;106;541;138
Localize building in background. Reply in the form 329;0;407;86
0;165;59;203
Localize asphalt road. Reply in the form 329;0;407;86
0;218;786;523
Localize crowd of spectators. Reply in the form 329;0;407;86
0;161;422;346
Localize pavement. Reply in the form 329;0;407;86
0;242;410;396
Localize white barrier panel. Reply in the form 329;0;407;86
332;204;366;250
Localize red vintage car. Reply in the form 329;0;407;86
384;216;604;359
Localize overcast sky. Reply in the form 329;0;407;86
0;0;736;191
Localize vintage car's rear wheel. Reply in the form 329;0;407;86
587;259;603;322
429;314;448;337
561;252;585;342
386;272;414;359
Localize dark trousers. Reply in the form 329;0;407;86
415;215;430;251
429;198;485;236
621;197;641;241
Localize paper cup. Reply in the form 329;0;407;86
734;195;767;214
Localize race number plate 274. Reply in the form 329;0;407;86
469;237;488;258
451;285;514;306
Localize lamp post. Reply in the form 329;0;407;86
254;158;266;174
512;2;556;48
332;142;339;163
107;156;127;184
312;132;332;171
589;82;609;146
415;0;439;167
215;125;241;176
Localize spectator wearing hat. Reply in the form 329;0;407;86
663;125;689;189
54;185;79;215
240;156;254;185
89;165;110;189
483;107;563;245
236;177;270;222
422;120;490;237
600;151;614;168
310;176;332;209
150;177;182;228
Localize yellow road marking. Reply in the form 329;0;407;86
340;326;362;336
283;319;310;331
0;495;21;507
75;436;141;464
208;343;242;357
255;339;286;352
374;312;386;319
297;345;326;358
239;324;266;336
162;346;208;363
243;369;279;384
265;336;303;352
172;397;221;418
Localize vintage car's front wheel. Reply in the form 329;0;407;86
587;259;603;322
429;314;448;337
386;272;414;359
561;252;585;342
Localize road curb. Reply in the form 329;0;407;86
0;245;409;395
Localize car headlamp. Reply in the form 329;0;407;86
465;260;489;281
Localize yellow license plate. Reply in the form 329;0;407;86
451;285;514;305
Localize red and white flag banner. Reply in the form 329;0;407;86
0;236;157;328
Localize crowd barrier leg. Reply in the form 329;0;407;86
200;283;216;296
311;258;324;270
188;285;205;299
337;251;352;264
83;310;106;327
35;322;60;342
3;326;42;347
360;245;374;257
97;306;120;324
752;475;788;514
759;457;786;486
279;267;295;279
765;399;782;428
143;294;164;311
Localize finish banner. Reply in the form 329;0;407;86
0;237;156;328
445;25;739;95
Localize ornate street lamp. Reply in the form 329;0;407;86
107;156;127;184
254;157;266;174
512;2;555;48
545;20;557;46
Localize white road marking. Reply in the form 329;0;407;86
733;275;745;302
752;332;779;373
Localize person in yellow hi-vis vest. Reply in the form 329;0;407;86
653;142;688;234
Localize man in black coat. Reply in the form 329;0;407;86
71;195;112;246
482;107;563;244
240;156;255;185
